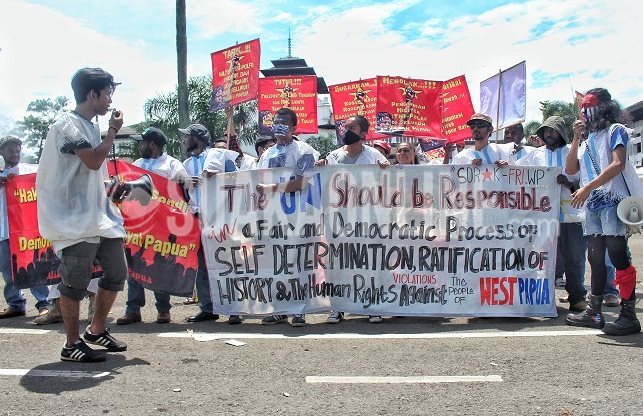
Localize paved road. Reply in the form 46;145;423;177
1;235;641;415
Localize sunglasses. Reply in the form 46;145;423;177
397;147;413;153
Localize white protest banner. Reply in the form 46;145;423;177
480;61;527;130
201;165;560;318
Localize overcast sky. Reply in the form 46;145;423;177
1;0;641;134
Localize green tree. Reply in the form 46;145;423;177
304;131;339;159
524;120;541;137
144;75;258;159
14;96;70;163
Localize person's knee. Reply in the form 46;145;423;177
58;255;93;301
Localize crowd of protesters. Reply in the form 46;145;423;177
0;68;640;362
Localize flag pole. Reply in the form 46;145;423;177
495;68;502;142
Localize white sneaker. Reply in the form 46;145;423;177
368;315;383;323
326;311;344;324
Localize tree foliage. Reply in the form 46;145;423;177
304;131;339;159
14;96;70;163
144;75;258;159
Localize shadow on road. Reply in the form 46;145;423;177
19;356;150;394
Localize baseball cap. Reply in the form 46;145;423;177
466;113;493;127
178;124;211;142
0;135;22;149
372;140;391;155
135;127;167;146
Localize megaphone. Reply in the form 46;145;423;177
105;174;154;206
617;196;643;226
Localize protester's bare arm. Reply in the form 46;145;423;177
256;176;307;194
565;120;584;175
75;110;124;170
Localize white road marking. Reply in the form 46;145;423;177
158;329;602;340
305;375;503;384
0;369;110;378
0;328;50;335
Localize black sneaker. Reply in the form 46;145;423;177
61;339;106;362
83;327;128;352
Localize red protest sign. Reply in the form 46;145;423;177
329;78;386;141
441;75;475;143
258;75;318;135
6;173;61;289
108;162;200;297
375;76;443;138
211;38;260;110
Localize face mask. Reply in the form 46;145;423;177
272;124;290;138
343;129;362;145
581;94;599;125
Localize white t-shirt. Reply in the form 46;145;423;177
183;148;238;212
237;154;257;171
36;112;125;253
256;139;318;176
517;145;581;223
0;163;38;241
326;144;387;165
133;153;189;183
451;142;515;165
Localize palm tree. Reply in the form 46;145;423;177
144;75;258;159
176;0;189;128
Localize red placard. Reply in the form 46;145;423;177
441;75;475;143
375;76;443;137
258;75;318;135
7;174;61;289
211;38;260;110
329;78;384;141
108;162;200;297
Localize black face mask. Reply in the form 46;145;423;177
343;130;362;145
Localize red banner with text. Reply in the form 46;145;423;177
258;75;318;135
211;38;261;111
7;174;61;289
440;75;475;143
108;162;200;297
375;76;443;138
329;78;384;142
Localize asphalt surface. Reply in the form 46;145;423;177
0;235;642;416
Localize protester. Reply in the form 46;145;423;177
116;127;189;325
504;123;533;161
372;140;391;159
36;68;128;362
316;115;388;324
213;139;228;149
518;116;587;312
255;107;319;327
180;123;239;324
255;137;276;159
451;113;514;166
442;141;466;164
395;142;419;165
565;88;641;335
0;136;51;319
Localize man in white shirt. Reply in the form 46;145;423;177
180;124;239;324
36;68;128;362
517;116;587;312
0;136;51;319
256;107;319;327
317;115;388;324
451;113;514;166
116;127;189;325
504;123;533;162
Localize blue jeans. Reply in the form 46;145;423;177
0;239;50;311
195;246;213;314
125;278;171;314
555;223;587;304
